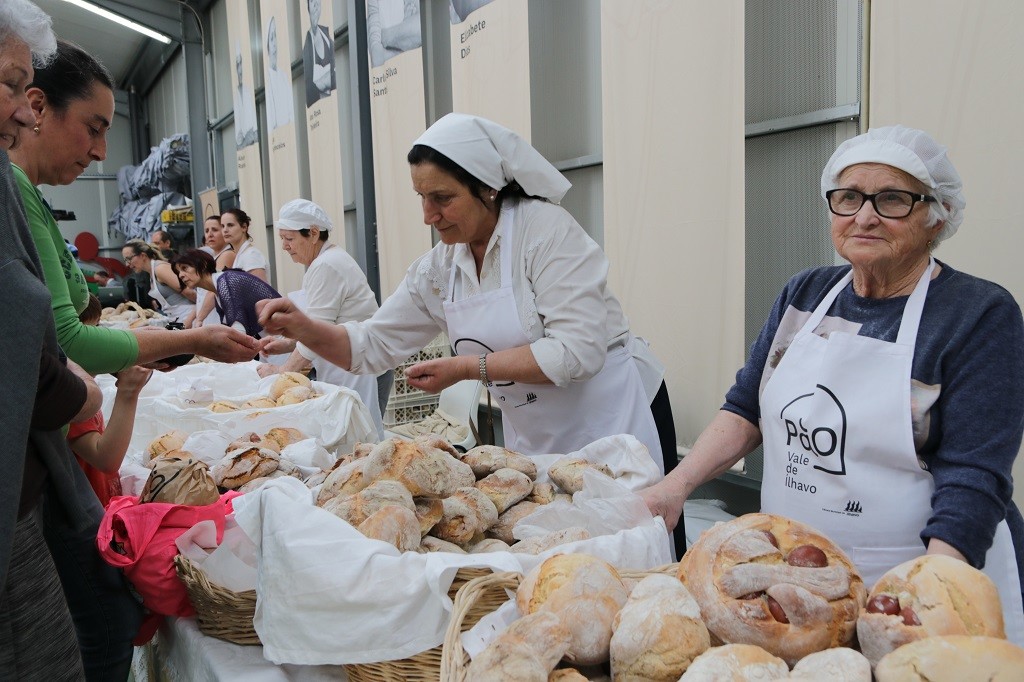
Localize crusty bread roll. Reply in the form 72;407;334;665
679;513;866;666
226;431;262;453
471;538;511;553
413;434;460;458
431;487;499;545
276;385;314;406
610;574;710;681
517;554;628;666
237;470;290;493
489;500;541;544
322;479;415;527
548;670;587;681
413;497;444;536
509;527;590;555
263;427;306;451
305;470;329;489
789;647;871;681
146;430;188;462
241;396;278;409
528;482;557;504
269;371;312;401
466;610;572;681
357;505;421;551
461;445;537;480
547;457;614;495
857;554;1006;668
315;459;368;506
350;442;375;459
679;643;788;681
209;400;239;413
211;447;280;489
419;535;467;554
362;439;462;497
874;635;1024;682
475;468;534;514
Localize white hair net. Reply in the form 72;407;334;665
276;198;332;231
820;125;966;244
412;113;571;204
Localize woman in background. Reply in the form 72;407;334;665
121;239;195;323
188;214;235;327
222;207;268;281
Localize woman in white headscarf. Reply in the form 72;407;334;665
640;125;1024;642
257;113;674;472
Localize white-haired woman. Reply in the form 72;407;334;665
1;2;91;678
640;125;1024;643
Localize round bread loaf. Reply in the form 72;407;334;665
226;431;262;453
789;647;871;681
241;396;278;409
460;445;537;480
211;447;280;489
208;400;239;413
322;479;415;527
412;496;444;536
679;513;866;665
547;457;615;495
276;385;314;406
610;573;710;681
268;371;312;401
475;468;534;514
857;554;1006;667
466;610;571;680
262;427;306;451
489;500;541;544
147;430;188;461
315;459;368;506
363;439;462;497
431;487;499;545
357;505;421;551
874;635;1024;681
679;643;788;681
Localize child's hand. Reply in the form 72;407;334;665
115;365;153;396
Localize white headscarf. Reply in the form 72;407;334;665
412;113;572;204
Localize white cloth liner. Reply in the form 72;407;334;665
231;434;671;665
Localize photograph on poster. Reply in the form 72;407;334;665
367;0;422;68
233;46;258;148
449;0;496;23
303;0;337;107
266;15;294;130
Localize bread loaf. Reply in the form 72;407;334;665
237;470;290;493
431;487;499;545
547;457;614;495
466;610;571;681
211;447;280;489
208;400;239;413
527;482;557;504
322;480;415;527
363;439;461;497
789;647;871;681
610;574;710;681
874;635;1024;682
263;427;306;451
678;643;788;681
413;434;460;458
476;468;534;514
548;670;587;681
315;459;368;506
420;536;467;553
146;430;188;462
461;445;537;480
413;497;444;536
226;431;262;453
678;513;865;665
489;500;540;544
857;554;1006;668
517;554;628;666
269;371;312;401
470;538;511;553
276;385;314;406
241;396;278;409
357;505;421;551
509;527;590;555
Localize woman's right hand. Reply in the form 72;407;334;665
639;478;687;532
256;298;311;339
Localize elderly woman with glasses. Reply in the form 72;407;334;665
641;125;1024;642
121;239;195;323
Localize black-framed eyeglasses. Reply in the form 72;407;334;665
826;188;936;219
123;254;137;265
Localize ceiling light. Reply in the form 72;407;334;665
60;0;173;44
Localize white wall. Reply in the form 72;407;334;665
146;52;190;141
869;0;1024;510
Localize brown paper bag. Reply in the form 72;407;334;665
139;457;220;505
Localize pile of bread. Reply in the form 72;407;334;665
144;426;311;499
466;513;1024;681
207;371;321;412
100;301;163;328
310;437;624;554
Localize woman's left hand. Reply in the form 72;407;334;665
405;356;474;394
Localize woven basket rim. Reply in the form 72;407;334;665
173;553;260;645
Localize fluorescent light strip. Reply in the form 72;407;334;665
60;0;173;44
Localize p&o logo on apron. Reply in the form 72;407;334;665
779;384;848;477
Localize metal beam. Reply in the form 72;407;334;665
745;103;861;139
84;0;182;41
348;0;380;300
180;1;210;246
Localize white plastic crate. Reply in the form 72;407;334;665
388;333;450;400
383;396;440;429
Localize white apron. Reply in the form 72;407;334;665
291;284;384;440
148;262;193;322
760;259;1024;644
442;207;662;467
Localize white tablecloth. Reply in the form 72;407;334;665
132;617;348;681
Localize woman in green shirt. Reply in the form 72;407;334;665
8;40;257;375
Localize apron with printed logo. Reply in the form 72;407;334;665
760;259;1023;643
442;206;662;467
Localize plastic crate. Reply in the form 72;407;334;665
389;333;450;400
383;397;440;429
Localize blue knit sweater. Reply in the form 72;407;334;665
725;261;1024;598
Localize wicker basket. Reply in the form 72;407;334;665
173;554;261;646
343;567;504;682
440;563;680;681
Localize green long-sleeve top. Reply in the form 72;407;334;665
12;164;139;374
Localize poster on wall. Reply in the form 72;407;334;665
225;0;270;273
366;0;430;297
261;0;304;294
199;187;220;220
301;0;348;257
449;0;530;137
